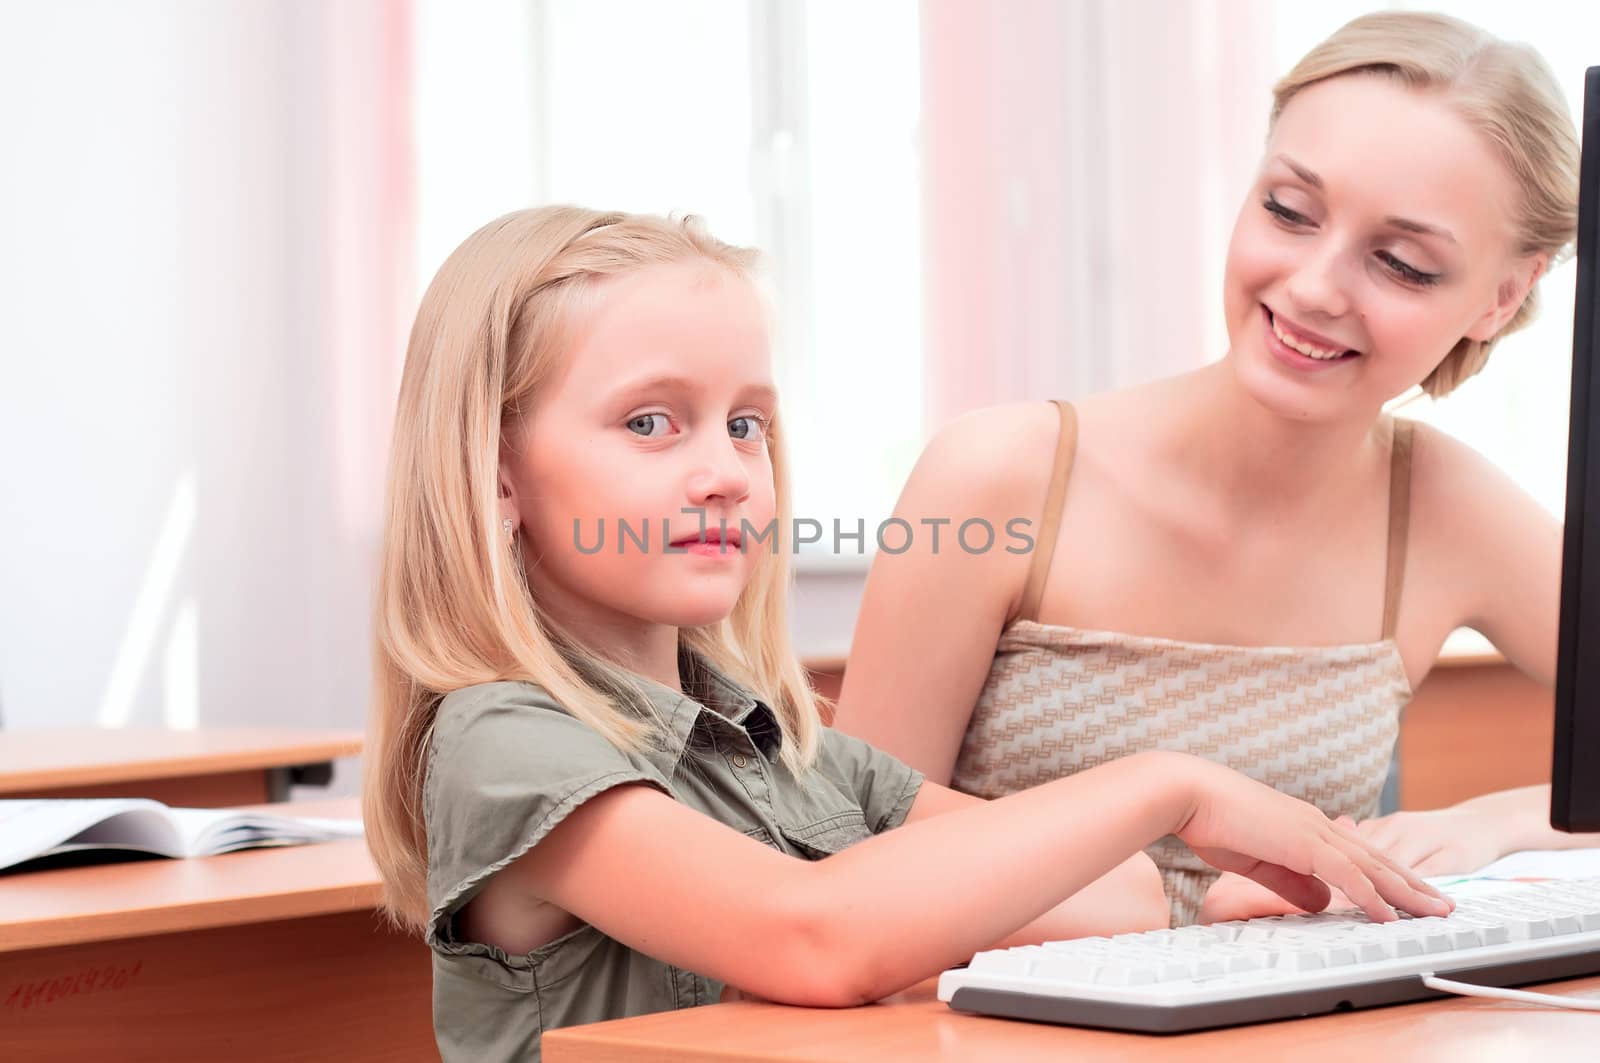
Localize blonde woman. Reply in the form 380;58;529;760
360;206;1444;1060
835;11;1597;928
838;8;1600;928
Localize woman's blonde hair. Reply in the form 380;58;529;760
1270;11;1580;398
363;206;822;933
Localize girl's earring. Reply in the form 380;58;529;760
502;517;516;544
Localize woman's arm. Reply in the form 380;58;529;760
1423;424;1561;688
1357;787;1600;872
497;751;1448;1009
1356;426;1600;869
832;402;1057;783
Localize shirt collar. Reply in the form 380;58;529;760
637;650;784;765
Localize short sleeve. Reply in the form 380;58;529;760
813;727;924;834
423;681;667;945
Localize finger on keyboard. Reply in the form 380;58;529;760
1336;823;1455;915
1327;852;1396;923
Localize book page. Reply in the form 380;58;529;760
0;799;183;870
165;806;363;856
1463;848;1600;881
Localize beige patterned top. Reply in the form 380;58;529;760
949;402;1417;926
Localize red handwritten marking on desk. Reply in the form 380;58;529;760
2;960;142;1012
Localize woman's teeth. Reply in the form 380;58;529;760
1271;313;1348;360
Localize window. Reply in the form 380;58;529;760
414;0;923;553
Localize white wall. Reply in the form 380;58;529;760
0;1;396;796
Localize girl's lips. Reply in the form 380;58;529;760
669;531;743;550
675;538;743;559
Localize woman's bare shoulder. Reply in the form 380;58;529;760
910;400;1066;516
1404;417;1537;527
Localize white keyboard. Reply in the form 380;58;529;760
939;878;1600;1031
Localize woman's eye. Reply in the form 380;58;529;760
625;413;670;438
1376;251;1441;288
729;415;768;442
1263;195;1311;227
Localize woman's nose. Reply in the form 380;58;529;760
1284;244;1353;322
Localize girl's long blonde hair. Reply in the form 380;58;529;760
363;206;822;934
1270;11;1580;398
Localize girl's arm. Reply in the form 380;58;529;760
495;750;1447;1008
902;778;1172;941
832;402;1058;783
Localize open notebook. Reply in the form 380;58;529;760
0;798;364;872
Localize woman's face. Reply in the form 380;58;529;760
1222;73;1540;421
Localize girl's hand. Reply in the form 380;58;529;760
1197;815;1365;924
1351;809;1507;876
1168;756;1452;923
1198;873;1362;923
1198;872;1303;923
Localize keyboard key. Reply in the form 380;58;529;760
1551;914;1585;936
1277;950;1324;973
969;948;1035;976
1093;964;1156;986
1031;954;1097;983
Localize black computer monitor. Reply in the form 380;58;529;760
1552;66;1600;832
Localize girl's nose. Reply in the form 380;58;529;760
685;435;751;507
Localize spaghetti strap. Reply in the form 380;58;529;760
1381;418;1415;641
1017;401;1078;624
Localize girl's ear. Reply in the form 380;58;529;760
1465;251;1548;342
496;453;522;533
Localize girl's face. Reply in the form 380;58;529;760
1223;73;1542;421
503;261;778;647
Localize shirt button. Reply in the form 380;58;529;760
731;753;749;769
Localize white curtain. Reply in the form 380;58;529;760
920;0;1278;429
0;1;414;749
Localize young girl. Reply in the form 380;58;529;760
833;10;1595;926
360;205;1446;1061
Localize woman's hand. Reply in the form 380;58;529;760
1167;755;1452;923
1351;809;1509;876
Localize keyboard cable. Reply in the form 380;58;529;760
1420;974;1600;1011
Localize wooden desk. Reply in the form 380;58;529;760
0;728;363;807
545;973;1600;1061
0;797;437;1062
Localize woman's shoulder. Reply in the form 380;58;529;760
1400;416;1535;523
1397;415;1557;599
911;400;1065;513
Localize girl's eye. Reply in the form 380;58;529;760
1263;194;1311;227
625;413;671;438
1375;250;1441;288
729;415;768;442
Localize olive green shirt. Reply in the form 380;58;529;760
424;656;924;1063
